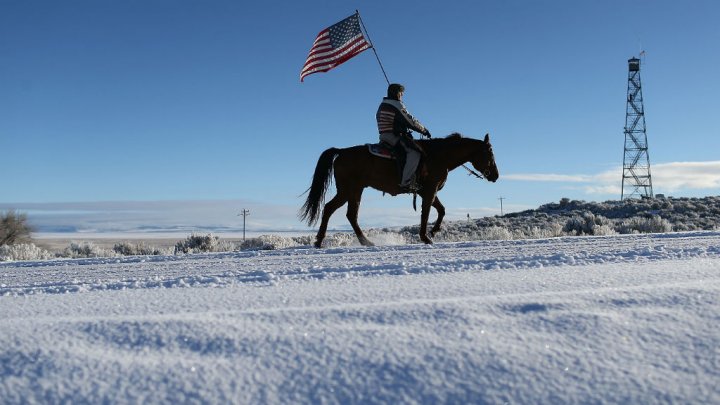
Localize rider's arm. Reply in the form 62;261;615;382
397;102;429;136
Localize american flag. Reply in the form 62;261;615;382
300;13;371;82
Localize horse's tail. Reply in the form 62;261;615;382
299;147;341;226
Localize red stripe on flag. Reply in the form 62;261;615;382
302;35;368;72
300;14;371;82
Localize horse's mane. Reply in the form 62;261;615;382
420;132;467;149
420;132;462;143
436;132;465;141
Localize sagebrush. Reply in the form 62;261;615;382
0;210;33;246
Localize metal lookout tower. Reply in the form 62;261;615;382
621;56;653;200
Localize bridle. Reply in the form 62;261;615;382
462;142;493;179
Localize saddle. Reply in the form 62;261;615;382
367;142;396;159
368;143;409;190
368;141;427;191
368;141;426;208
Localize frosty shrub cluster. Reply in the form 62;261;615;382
1;196;719;262
0;244;55;261
61;242;114;259
400;195;718;242
113;242;167;256
173;233;235;254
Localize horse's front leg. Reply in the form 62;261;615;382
346;189;374;247
429;197;446;238
419;193;437;244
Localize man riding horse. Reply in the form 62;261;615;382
300;84;499;248
376;83;432;192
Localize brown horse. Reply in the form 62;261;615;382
300;133;499;247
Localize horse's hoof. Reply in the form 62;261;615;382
360;238;375;247
314;240;322;248
421;237;434;245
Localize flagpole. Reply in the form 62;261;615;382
356;10;390;85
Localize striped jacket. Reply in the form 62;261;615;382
376;98;427;137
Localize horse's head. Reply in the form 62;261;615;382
471;133;499;182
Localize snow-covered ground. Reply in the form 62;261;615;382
1;232;719;403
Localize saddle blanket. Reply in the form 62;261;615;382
367;143;395;159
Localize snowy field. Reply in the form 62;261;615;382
1;232;719;404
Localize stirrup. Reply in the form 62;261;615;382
399;182;420;193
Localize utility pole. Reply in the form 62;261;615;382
238;209;250;241
498;197;505;216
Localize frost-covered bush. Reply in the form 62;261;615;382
113;242;167;256
0;243;53;261
174;234;235;254
563;213;615;236
60;242;114;258
563;215;588;236
617;216;673;234
241;235;305;250
241;236;280;251
1;210;33;246
593;224;618;236
515;223;565;239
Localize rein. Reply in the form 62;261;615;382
462;164;484;179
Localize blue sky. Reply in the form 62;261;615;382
2;0;719;233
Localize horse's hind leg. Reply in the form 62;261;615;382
346;189;374;247
315;193;347;248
